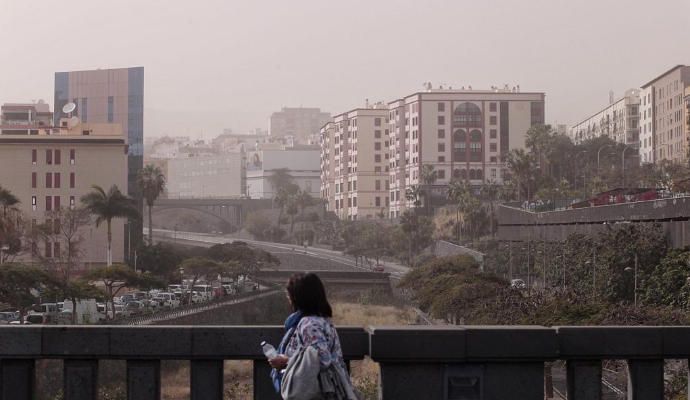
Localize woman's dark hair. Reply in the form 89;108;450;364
286;273;332;317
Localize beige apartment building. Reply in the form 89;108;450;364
320;105;390;220
388;88;545;217
0;115;128;267
639;65;690;164
569;89;641;146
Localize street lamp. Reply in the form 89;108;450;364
576;150;589;199
0;244;9;264
624;253;639;307
597;144;613;173
621;144;636;188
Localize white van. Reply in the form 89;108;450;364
192;285;214;301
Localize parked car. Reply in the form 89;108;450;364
152;293;180;309
124;301;146;316
0;311;19;324
193;285;214;301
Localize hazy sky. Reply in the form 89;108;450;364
1;0;688;138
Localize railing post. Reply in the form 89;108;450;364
627;359;663;400
253;360;281;400
64;359;98;400
127;360;160;400
0;359;34;400
566;360;602;400
190;360;223;400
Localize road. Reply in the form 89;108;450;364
152;228;409;279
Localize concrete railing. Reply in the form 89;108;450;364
0;325;687;399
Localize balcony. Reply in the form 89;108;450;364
0;325;686;399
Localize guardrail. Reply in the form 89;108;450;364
0;325;687;399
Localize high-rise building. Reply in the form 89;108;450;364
388;88;545;217
320;105;390;220
270;107;331;143
246;145;321;199
639;65;690;164
54;67;144;259
0;114;128;266
569;89;641;146
166;153;245;199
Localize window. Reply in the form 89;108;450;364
32;196;37;211
437;169;446;179
45;241;52;258
375;180;381;190
375;118;381;127
54;173;61;188
32;149;37;164
375;142;381;151
54;196;60;209
53;242;60;258
438;156;445;162
490;129;497;139
490;116;497;125
375;154;381;162
46;173;53;189
437;116;445;125
70;196;75;210
70;173;75;189
46;149;53;165
353;197;357;207
438;143;445;152
490;156;498;163
81;98;88;122
490;143;497;152
375;197;381;207
438;102;445;112
489;102;497;112
353;181;357;191
438;129;445;138
70;149;75;164
54;219;61;235
45;196;52;211
375;130;381;138
347;198;351;207
108;96;114;123
32;172;37;188
55;149;61;165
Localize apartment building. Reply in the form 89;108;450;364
685;87;690;144
270;107;331;143
639;65;690;164
166;153;245;199
0;101;53;135
388;88;545;217
246;145;320;199
0;117;128;266
320;105;390;220
569;89;641;146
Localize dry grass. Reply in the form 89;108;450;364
332;302;417;326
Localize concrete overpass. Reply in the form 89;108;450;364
152;198;272;228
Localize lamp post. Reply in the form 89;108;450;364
597;144;613;173
0;244;9;264
624;252;638;307
621;144;636;188
576;150;589;198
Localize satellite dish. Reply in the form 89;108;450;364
62;102;76;114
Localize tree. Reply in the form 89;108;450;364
206;241;278;278
405;185;422;209
0;264;55;322
81;185;139;266
480;182;500;236
83;264;163;319
0;187;20;217
178;257;239;304
244;212;272;240
642;248;690;308
267;168;294;195
138;164;166;245
420;165;438;215
136;242;185;282
504;149;535;201
399;210;434;267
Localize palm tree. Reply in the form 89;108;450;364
81;185;139;266
504;149;535;201
0;187;19;217
137;165;166;245
420;165;438;215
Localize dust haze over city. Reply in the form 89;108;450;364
3;1;690;399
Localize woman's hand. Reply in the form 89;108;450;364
269;354;289;369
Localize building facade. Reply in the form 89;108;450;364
0;119;128;267
639;65;690;164
54;67;144;260
388;89;545;217
246;145;321;199
0;101;53;135
166;153;245;199
639;86;655;164
269;107;331;143
569;89;641;146
320;106;390;220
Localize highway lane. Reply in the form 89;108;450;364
151;228;409;279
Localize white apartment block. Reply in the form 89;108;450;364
639;86;655;164
388;89;545;217
640;65;690;164
569;89;641;146
320;106;390;220
246;145;321;199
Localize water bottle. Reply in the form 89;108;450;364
261;341;277;360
